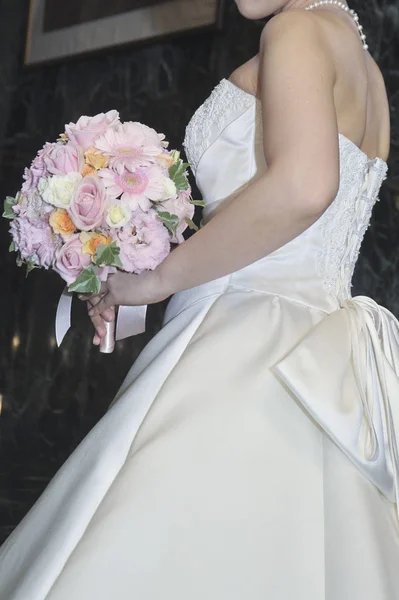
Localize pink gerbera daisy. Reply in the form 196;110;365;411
94;122;165;171
99;164;167;211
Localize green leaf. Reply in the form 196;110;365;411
3;196;17;219
25;259;37;277
168;160;190;192
156;210;180;236
14;252;37;272
93;241;123;268
174;174;189;192
9;241;15;252
168;160;189;179
189;199;205;207
68;265;101;294
185;217;198;232
171;150;181;163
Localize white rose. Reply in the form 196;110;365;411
39;172;82;208
106;203;131;228
162;177;177;200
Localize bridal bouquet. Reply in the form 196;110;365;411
3;110;198;296
3;110;201;352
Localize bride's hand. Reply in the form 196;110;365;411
85;269;169;320
80;294;116;345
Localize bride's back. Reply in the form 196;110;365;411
230;8;390;163
313;8;390;162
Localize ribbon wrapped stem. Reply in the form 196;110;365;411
100;320;116;353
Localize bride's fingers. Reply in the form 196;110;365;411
87;302;107;338
80;294;114;321
87;293;115;321
80;282;109;298
88;293;113;317
103;306;116;322
100;280;110;294
79;293;104;303
98;305;115;322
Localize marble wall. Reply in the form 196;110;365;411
0;0;398;543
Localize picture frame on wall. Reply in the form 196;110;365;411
25;0;224;66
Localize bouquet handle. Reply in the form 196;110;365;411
100;305;148;353
55;289;148;351
100;319;116;353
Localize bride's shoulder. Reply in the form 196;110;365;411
259;9;328;49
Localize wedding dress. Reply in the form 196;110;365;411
1;78;399;600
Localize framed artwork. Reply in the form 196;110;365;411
25;0;224;66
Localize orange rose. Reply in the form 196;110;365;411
80;232;112;257
81;164;97;177
156;153;174;168
84;147;109;170
49;208;76;237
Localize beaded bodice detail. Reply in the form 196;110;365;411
183;79;388;306
315;145;387;301
184;79;259;173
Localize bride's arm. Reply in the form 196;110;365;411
89;10;340;316
161;12;339;290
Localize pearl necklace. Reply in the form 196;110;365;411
305;1;368;50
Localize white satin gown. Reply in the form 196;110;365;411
1;79;399;599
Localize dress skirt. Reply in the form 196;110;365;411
1;283;399;600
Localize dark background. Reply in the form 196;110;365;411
44;0;173;32
0;0;399;544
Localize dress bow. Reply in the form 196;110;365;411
274;296;399;520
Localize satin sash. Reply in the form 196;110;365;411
274;296;399;518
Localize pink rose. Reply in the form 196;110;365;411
117;210;170;273
42;142;83;176
69;176;107;231
53;234;91;284
65;110;120;150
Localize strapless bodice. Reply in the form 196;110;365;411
183;79;388;312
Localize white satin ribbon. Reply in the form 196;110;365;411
55;287;73;347
55;286;147;346
116;303;147;340
274;295;399;520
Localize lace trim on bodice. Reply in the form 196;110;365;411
183;79;255;173
183;78;388;304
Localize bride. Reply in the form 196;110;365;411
1;1;398;598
